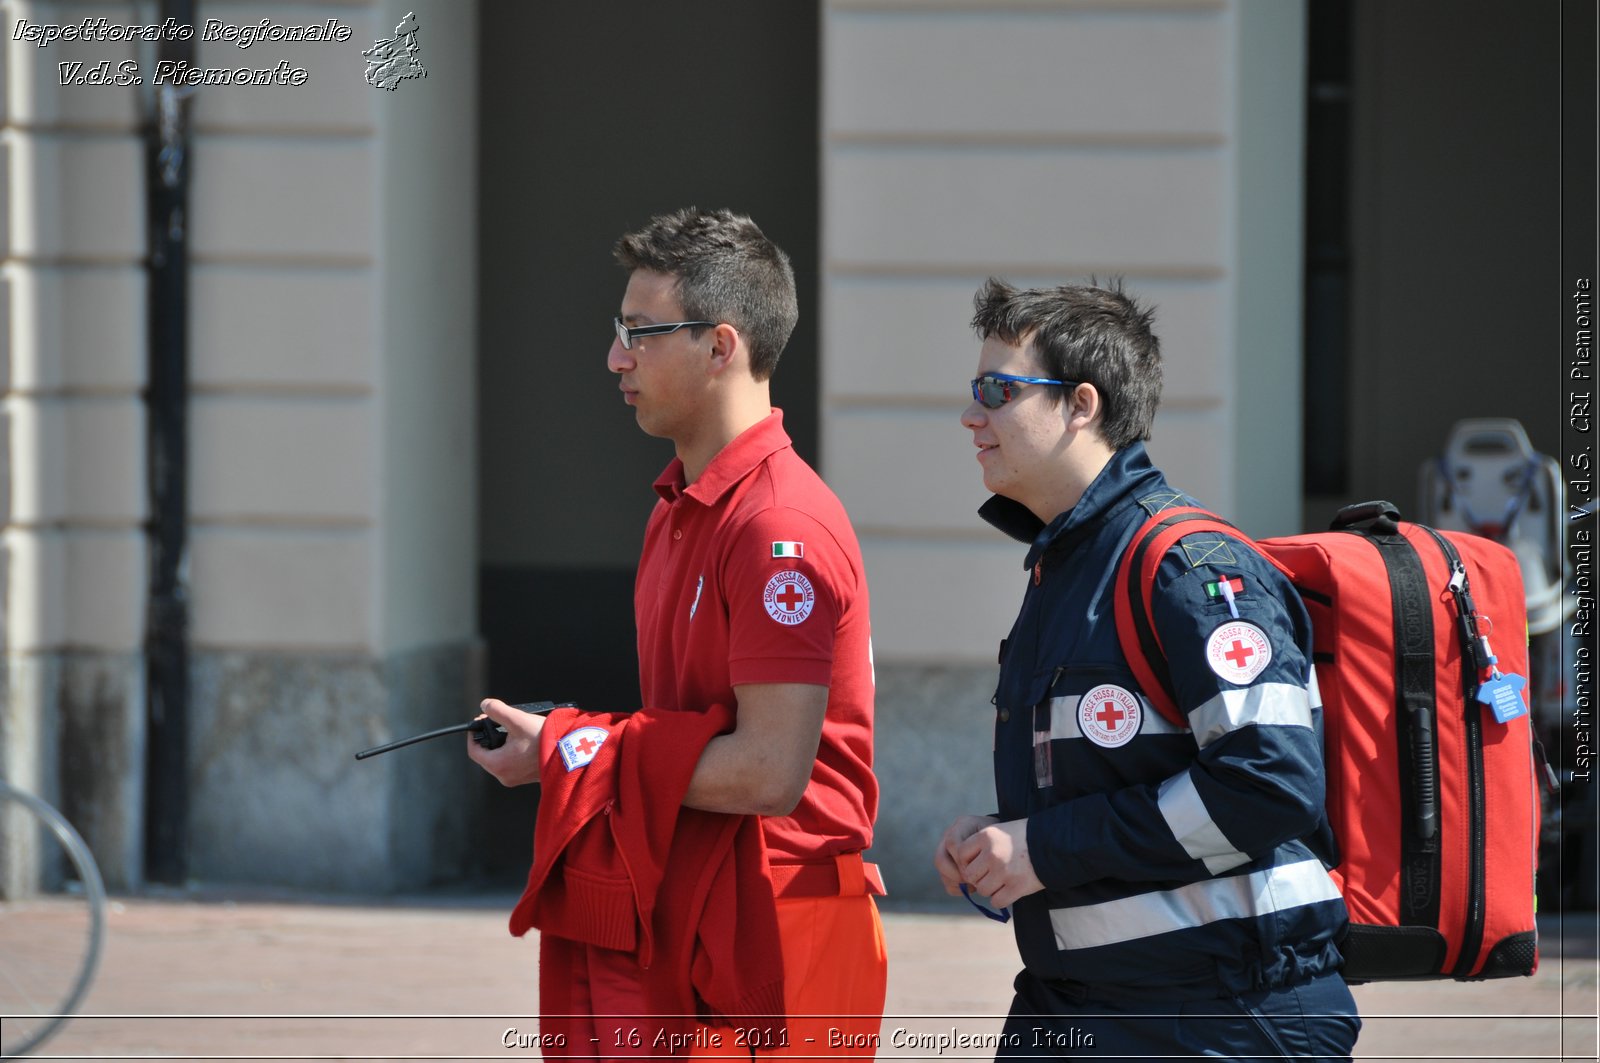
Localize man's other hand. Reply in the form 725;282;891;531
956;819;1044;909
934;814;999;896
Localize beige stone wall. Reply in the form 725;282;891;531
186;1;381;654
1;0;474;660
2;0;149;889
3;0;148;660
820;0;1305;667
2;0;482;891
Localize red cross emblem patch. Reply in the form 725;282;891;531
763;570;815;626
1078;684;1142;749
558;726;609;771
1205;620;1273;685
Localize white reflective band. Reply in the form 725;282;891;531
1045;695;1185;741
1157;771;1251;876
1048;858;1341;952
1187;682;1314;749
1308;666;1324;710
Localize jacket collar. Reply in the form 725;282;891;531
978;442;1162;571
653;409;791;505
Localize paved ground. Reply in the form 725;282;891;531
2;890;1596;1062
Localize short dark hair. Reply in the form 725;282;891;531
970;277;1163;450
613;207;798;381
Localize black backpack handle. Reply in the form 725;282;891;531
1331;500;1403;535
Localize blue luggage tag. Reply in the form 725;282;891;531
1477;670;1528;724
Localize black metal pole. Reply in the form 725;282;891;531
143;0;196;885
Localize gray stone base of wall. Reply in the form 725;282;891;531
7;652;1001;900
3;644;497;896
867;663;1000;905
187;642;492;893
2;652;146;893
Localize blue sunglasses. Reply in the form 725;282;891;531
970;373;1079;410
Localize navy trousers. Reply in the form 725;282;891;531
995;969;1361;1061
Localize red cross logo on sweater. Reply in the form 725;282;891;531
1079;684;1141;749
558;726;609;771
763;570;815;625
1205;621;1273;685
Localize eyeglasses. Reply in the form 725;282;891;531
960;882;1011;923
613;316;716;350
970;373;1079;410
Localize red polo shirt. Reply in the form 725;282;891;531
635;410;876;863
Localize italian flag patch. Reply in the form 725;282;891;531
1205;575;1245;599
771;541;804;559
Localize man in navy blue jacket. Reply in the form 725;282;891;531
934;279;1361;1061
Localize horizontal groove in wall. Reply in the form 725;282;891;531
3;386;143;400
827;131;1226;150
0;388;373;406
188;517;372;532
189;252;373;269
2;121;142;136
0;128;142;142
187;641;380;656
1;254;144;267
191;260;370;275
0;260;144;274
4;643;382;658
3;519;143;533
828;0;1224;13
189;384;373;399
826;261;1226;280
4;519;373;533
190;124;376;139
826;271;1226;288
2;255;371;271
189;130;376;144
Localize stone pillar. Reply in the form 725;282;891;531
2;0;149;891
181;0;482;892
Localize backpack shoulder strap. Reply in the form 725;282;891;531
1112;507;1289;728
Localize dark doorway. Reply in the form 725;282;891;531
1302;0;1590;908
1302;0;1560;522
474;2;821;880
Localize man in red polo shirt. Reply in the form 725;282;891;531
469;207;885;1056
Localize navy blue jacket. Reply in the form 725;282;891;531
982;443;1347;997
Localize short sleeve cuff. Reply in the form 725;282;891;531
729;655;835;687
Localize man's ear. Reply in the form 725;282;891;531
1064;382;1102;432
705;322;743;377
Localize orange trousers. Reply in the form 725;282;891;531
690;893;887;1059
573;892;887;1060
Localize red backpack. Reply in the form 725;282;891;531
1114;501;1542;981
